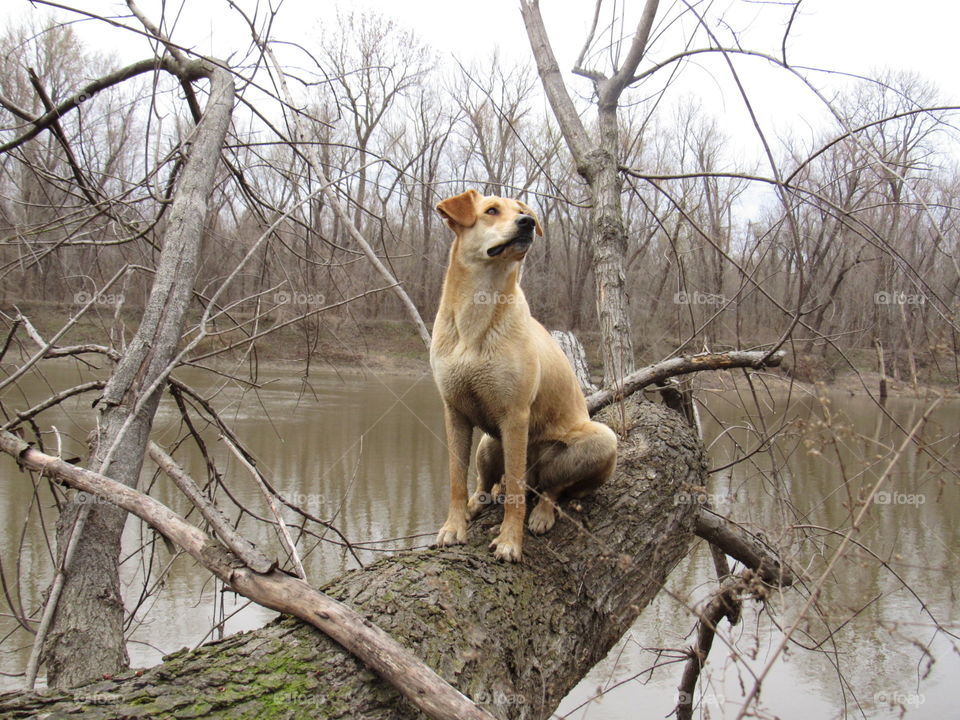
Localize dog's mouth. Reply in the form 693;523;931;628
487;232;534;257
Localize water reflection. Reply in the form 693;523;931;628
0;363;957;719
558;387;959;720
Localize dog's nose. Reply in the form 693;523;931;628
516;215;534;230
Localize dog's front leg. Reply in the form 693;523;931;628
489;411;528;562
435;405;473;547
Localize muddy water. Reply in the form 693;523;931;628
0;361;957;719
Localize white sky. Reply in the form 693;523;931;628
1;0;957;171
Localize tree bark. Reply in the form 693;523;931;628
549;330;598;393
0;398;703;719
41;60;234;689
587;157;636;386
0;429;495;720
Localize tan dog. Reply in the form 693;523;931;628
431;189;617;562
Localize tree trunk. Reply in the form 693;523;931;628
549;330;598;393
42;61;235;689
1;398;703;719
587;154;636;386
520;0;654;388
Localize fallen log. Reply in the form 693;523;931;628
0;397;704;719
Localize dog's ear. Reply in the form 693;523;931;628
517;201;544;237
436;189;480;231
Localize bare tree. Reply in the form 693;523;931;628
519;0;661;386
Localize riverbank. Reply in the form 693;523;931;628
6;304;957;397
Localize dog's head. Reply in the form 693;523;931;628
436;189;543;266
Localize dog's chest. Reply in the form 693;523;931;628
433;356;508;438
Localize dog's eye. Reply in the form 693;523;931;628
484;207;498;216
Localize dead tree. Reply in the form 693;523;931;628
519;0;661;387
0;399;700;719
12;54;237;689
0;350;790;719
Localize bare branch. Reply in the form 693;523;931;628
0;58;191;156
602;0;660;102
695;509;794;586
519;0;593;166
1;381;106;432
147;442;276;574
675;578;742;720
586;350;787;414
221;435;306;580
572;0;606;78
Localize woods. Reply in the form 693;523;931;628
0;1;957;718
0;5;956;386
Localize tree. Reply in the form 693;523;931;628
1;367;792;719
519;0;661;387
35;52;235;690
1;1;957;714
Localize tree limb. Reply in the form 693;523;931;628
1;381;106;432
0;58;193;156
519;0;593;168
602;0;660;102
675;577;743;720
586;350;787;414
694;509;794;587
146;441;276;575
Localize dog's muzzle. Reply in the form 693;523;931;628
487;216;536;257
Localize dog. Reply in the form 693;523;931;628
430;189;618;562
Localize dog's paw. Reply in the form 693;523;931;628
435;519;467;547
527;499;556;535
489;532;522;562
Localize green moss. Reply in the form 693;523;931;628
179;701;214;718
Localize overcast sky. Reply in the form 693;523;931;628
1;0;957;170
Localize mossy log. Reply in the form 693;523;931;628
0;398;704;720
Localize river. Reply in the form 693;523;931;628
0;360;957;719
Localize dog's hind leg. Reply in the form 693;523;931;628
467;433;503;519
527;421;617;535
